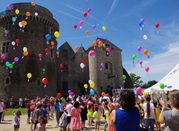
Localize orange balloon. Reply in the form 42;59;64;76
98;41;103;47
75;46;79;51
31;2;35;6
102;92;105;97
23;51;28;56
22;20;26;27
144;49;149;55
93;41;97;46
51;41;54;46
26;12;30;17
86;30;90;35
56;52;59;55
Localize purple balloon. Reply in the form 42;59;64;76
5;30;8;35
93;25;96;30
100;63;104;68
137;46;142;52
88;8;91;13
140;19;145;24
68;90;72;94
14;57;19;62
6;5;12;10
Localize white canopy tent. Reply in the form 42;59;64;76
144;62;179;94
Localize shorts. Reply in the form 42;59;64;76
50;106;55;114
95;122;100;126
60;112;63;118
56;112;60;121
67;116;71;124
14;125;20;129
106;123;108;128
27;110;30;117
88;117;93;121
140;115;144;121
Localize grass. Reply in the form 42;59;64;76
5;108;28;116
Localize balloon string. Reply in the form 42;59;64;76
139;53;142;60
147;72;151;80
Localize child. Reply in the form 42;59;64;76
30;107;35;131
33;104;43;130
35;116;47;131
154;101;161;131
27;100;33;124
12;110;21;131
42;105;48;119
93;106;101;131
87;101;93;126
104;105;109;131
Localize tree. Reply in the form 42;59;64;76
129;73;143;88
142;80;158;89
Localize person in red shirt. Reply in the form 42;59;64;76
26;100;32;124
1;100;6;121
50;97;55;118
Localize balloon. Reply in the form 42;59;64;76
54;31;60;38
139;22;143;27
60;64;63;68
102;26;106;31
144;49;149;55
80;21;84;26
1;54;5;60
97;39;101;43
42;78;45;83
132;55;137;60
93;41;97;46
145;67;149;72
106;48;110;52
31;2;35;6
90;89;94;95
155;23;160;28
143;35;147;40
23;51;28;56
2;10;6;15
90;53;93;56
35;12;38;16
139;61;143;65
14;57;19;62
84;84;88;89
98;41;103;47
43;68;45;72
43;78;48;84
51;41;54;46
92;51;96;55
27;73;32;79
57;49;60;52
68;90;72;94
160;83;165;89
12;41;15;46
136;87;142;94
19;22;22;28
57;93;61;98
93;25;96;30
56;52;59;55
75;46;79;51
5;30;8;35
23;47;27;52
71;92;75;97
143;92;147;96
9;64;13;69
46;34;51;40
84;12;87;17
6;5;12;10
6;62;10;67
80;63;85;68
22;21;26;27
90;82;95;88
140;19;145;24
137;46;142;52
12;17;16;22
39;54;42;58
45;48;48;53
88;80;92;84
83;60;86;65
122;75;126;80
26;12;30;17
15;9;19;14
86;30;90;35
102;92;105;97
74;25;77;29
97;24;101;29
16;39;19;44
100;63;104;68
80;26;82;29
88;8;91;13
60;97;64;102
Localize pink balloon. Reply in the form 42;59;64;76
97;39;101;43
90;53;93;56
106;48;110;52
80;21;84;26
139;61;143;65
1;54;6;60
92;50;96;55
39;54;42;58
145;67;149;72
136;87;142;94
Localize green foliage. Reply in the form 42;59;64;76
5;108;27;116
129;73;143;88
142;80;158;89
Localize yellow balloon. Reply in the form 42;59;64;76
15;9;19;14
27;73;32;79
54;31;60;38
143;92;147;96
42;78;45;83
25;21;27;26
102;26;106;31
84;84;88;89
90;82;95;88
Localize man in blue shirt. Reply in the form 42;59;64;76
42;105;48;119
54;99;60;126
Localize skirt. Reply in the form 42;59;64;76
70;116;81;129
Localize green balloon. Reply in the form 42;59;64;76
9;64;13;69
122;75;126;80
60;97;64;102
132;55;137;60
160;83;165;89
43;68;45;72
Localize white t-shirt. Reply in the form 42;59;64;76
65;103;73;116
103;96;110;101
59;102;64;112
19;98;23;102
143;103;155;119
0;102;4;112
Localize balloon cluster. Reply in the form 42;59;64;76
42;78;48;88
80;60;86;69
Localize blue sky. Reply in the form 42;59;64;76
1;0;179;83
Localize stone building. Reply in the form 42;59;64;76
0;3;133;102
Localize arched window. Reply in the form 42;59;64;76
37;79;40;86
105;63;108;69
5;77;10;85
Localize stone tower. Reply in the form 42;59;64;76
0;3;59;101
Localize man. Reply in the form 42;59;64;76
33;104;43;130
0;99;4;123
54;99;60;126
19;97;23;108
10;96;14;108
65;98;73;131
76;95;81;102
42;95;50;118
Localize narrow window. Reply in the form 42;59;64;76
63;65;68;74
81;54;83;57
2;42;9;53
37;79;40;86
105;63;108;69
62;50;68;57
5;77;10;85
62;82;68;91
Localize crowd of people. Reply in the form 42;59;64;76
0;90;179;131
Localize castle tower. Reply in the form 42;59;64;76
0;3;59;101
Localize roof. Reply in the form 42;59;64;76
77;45;86;53
86;37;122;51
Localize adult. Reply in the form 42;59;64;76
33;104;43;130
54;99;60;126
0;99;4;123
79;99;88;130
110;90;140;131
26;100;32;124
65;98;73;131
24;96;28;107
50;97;55;118
143;96;157;131
76;96;81;102
159;90;179;131
10;96;14;108
19;97;23;108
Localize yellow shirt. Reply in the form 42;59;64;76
105;110;109;123
93;111;101;122
140;103;144;116
156;107;160;121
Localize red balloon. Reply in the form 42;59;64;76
84;12;87;17
155;23;160;28
83;60;86;65
60;64;63;68
16;39;19;44
57;93;61;98
45;48;48;53
71;92;74;97
43;78;48;84
74;25;77;29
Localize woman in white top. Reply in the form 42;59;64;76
143;96;157;131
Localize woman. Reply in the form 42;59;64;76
50;97;55;118
159;90;179;131
79;99;87;130
143;96;157;131
110;90;140;131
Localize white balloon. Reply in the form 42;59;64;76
88;80;92;84
143;35;147;40
23;47;28;51
11;41;15;46
19;22;22;28
35;12;38;16
80;63;85;68
80;26;82;29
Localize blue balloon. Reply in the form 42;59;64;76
46;34;51;40
139;22;143;27
97;24;101;29
57;49;60;52
90;89;94;95
73;95;75;98
6;61;10;67
2;10;6;15
12;17;16;22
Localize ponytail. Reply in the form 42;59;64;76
146;96;151;119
